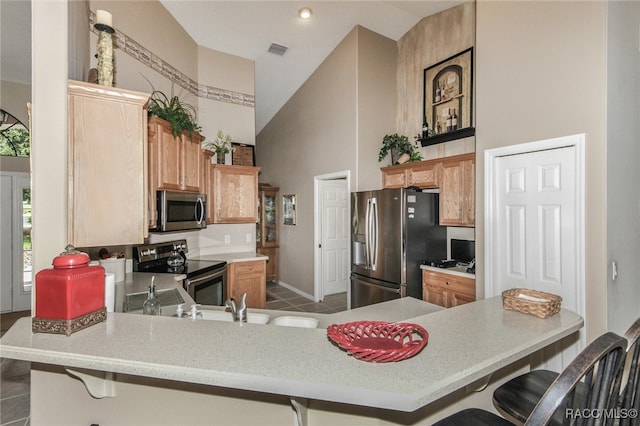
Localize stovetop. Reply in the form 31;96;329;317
133;239;226;277
137;259;226;276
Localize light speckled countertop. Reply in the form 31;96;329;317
420;264;475;279
193;251;268;263
0;294;582;412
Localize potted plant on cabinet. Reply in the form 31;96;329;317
147;89;202;139
203;130;233;164
378;133;422;165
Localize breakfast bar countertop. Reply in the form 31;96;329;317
0;296;583;413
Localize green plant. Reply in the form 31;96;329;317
147;88;201;138
203;130;233;155
378;133;422;163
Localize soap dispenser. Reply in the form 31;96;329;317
142;276;162;316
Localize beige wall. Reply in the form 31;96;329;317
256;26;397;295
396;2;475;141
476;1;607;341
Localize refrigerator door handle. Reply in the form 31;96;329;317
370;197;378;271
365;198;371;269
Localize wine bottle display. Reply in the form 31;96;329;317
451;108;458;131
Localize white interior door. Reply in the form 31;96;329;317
320;179;348;297
0;172;32;313
486;135;585;371
1;175;14;312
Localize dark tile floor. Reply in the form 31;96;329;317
0;283;347;425
266;281;348;313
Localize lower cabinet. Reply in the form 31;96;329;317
422;269;475;308
228;260;266;309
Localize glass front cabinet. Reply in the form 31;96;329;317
257;184;279;282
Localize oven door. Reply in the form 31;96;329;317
184;266;227;306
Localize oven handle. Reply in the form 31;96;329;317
185;267;227;288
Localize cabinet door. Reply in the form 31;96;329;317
202;150;215;224
461;159;475;225
229;261;266;309
261;189;278;247
212;165;259;223
181;133;203;193
382;168;406;189
423;284;448;307
257;247;278;282
68;81;149;246
450;291;475;307
407;162;438;188
150;119;181;191
439;160;464;225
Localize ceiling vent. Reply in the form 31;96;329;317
268;42;288;56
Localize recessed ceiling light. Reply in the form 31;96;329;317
298;7;312;20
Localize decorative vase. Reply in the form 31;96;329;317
216;151;225;164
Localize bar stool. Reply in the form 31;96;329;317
492;317;640;425
433;332;628;426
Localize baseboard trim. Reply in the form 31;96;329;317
276;281;314;302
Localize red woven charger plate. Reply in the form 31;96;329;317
326;321;428;363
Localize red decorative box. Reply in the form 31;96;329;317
32;245;106;336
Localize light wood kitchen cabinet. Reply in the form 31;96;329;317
257;184;279;282
228;260;266;309
67;80;150;246
147;117;204;228
209;164;260;223
422;269;475;308
439;153;475;227
201;150;215;223
381;160;439;189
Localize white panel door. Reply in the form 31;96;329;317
1;175;13;312
490;142;583;370
321;180;348;296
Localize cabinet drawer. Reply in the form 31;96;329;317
422;270;475;297
233;261;265;275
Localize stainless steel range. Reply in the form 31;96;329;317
133;240;227;306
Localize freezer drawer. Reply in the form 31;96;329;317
350;273;402;309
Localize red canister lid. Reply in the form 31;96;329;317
52;244;90;269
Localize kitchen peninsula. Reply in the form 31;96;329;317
0;293;582;425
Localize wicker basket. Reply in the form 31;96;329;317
502;288;562;319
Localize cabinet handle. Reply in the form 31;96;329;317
248;266;254;271
445;281;450;286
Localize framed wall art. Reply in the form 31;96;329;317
283;194;296;225
422;47;474;146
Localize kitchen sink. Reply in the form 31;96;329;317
270;315;319;328
200;310;270;324
124;288;184;312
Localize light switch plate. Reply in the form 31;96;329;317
246;233;252;243
224;235;231;244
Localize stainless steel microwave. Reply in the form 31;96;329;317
155;191;207;232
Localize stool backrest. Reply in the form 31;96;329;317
526;332;627;426
619;317;640;426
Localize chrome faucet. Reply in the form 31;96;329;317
225;293;247;323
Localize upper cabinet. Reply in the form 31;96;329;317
439;153;475;227
381;153;475;227
148;117;204;193
147;117;204;228
208;164;260;223
67;80;150;246
381;161;439;189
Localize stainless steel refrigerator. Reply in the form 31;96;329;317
350;188;447;308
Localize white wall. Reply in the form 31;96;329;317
605;0;640;336
476;1;607;341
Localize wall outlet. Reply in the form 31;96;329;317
224;235;231;244
246;233;252;243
